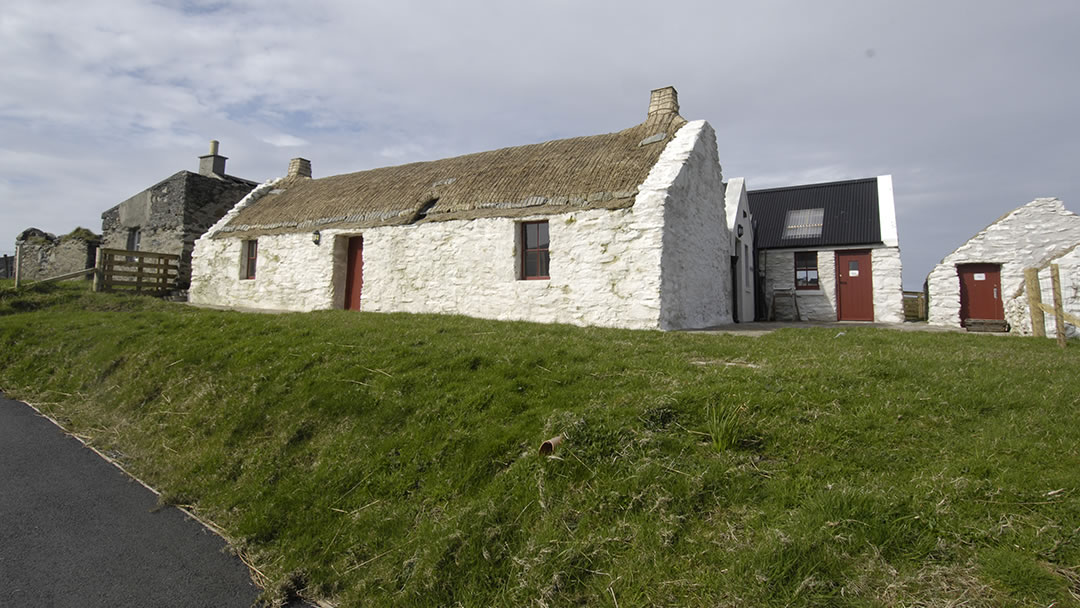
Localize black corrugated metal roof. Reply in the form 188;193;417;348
747;177;881;249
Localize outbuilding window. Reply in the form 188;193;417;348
520;221;550;280
242;239;258;280
782;208;824;239
794;251;818;290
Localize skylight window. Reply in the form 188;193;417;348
782;208;824;239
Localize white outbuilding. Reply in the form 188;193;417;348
747;177;904;323
926;197;1080;332
190;87;734;330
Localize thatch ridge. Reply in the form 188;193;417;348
216;113;687;238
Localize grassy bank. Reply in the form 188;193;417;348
2;282;1079;606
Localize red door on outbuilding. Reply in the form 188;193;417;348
344;236;363;311
957;263;1003;325
836;250;874;321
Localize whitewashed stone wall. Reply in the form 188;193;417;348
1003;246;1080;338
190;209;665;327
652;120;731;329
190;121;730;330
927;198;1080;329
761;246;902;322
724;178;755;323
872;247;905;323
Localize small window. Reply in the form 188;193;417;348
795;251;818;290
520;221;549;280
126;228;141;252
242;239;258;280
782;208;824;239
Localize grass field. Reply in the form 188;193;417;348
2;281;1079;607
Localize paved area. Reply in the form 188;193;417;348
0;395;271;608
687;320;1009;337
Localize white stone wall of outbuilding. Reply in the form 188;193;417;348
926;198;1080;328
871;247;905;323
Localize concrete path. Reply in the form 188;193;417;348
687;320;1007;337
0;395;275;608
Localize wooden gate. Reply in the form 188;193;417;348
93;249;179;294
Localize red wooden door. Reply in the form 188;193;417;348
836;250;874;321
344;236;363;310
958;263;1003;324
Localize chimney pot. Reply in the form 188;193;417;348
198;140;228;176
288;157;312;179
647;86;680;119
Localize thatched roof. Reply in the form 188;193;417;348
215;112;687;239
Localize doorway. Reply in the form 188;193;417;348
957;263;1003;326
836;250;874;321
344;236;363;310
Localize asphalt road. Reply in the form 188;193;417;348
0;395;270;607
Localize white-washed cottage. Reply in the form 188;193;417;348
190;87;733;330
748;176;904;322
927;197;1080;332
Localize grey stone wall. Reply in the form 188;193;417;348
101;171;254;288
15;228;100;281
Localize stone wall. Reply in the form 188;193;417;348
761;246;903;322
102;171;254;288
653;121;731;329
191;208;668;328
191;121;732;331
14;228;100;281
927;198;1080;329
871;247;905;323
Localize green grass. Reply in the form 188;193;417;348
2;282;1079;607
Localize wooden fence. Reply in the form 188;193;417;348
902;290;926;321
1025;265;1078;348
93;248;179;294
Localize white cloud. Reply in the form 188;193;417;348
260;134;309;148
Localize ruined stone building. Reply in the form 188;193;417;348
100;141;257;288
13;227;101;282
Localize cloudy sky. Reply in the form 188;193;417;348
2;0;1077;288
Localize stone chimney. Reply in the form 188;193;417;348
198;140;227;176
288;157;312;179
647;86;680;119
